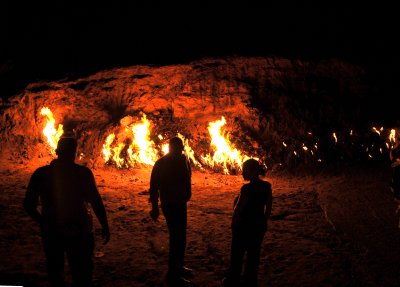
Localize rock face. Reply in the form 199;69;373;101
0;57;368;169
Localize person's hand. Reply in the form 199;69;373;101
102;227;111;245
149;207;159;221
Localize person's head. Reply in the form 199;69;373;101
242;159;266;181
55;137;77;162
168;137;184;156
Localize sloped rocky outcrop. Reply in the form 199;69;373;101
0;57;368;169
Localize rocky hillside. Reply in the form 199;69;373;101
0;57;377;170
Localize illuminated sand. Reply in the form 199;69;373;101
1;155;400;286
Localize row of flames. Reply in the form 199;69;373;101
281;127;397;162
40;107;398;172
40;107;253;174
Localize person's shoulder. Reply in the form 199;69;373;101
32;165;51;176
74;163;94;176
256;179;272;194
241;182;252;192
155;155;168;165
260;179;272;189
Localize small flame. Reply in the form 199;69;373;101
282;141;287;147
389;129;396;143
162;143;169;155
332;132;338;143
372;127;381;135
201;116;252;174
40;107;64;153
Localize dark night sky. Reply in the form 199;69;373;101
1;1;399;102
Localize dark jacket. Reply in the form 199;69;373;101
232;178;272;233
149;153;191;206
24;159;107;236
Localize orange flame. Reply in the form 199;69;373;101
178;133;202;168
127;114;158;165
102;114;158;168
389;129;396;143
201;116;252;174
102;134;115;163
40;107;64;153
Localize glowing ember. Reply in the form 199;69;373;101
372;126;381;136
332;132;338;143
201;116;252;174
40;107;64;153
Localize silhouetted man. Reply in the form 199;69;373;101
149;137;192;286
24;137;110;287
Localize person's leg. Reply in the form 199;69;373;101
175;203;187;270
225;229;246;285
162;204;179;279
162;204;188;281
42;233;66;287
66;233;95;287
243;232;265;287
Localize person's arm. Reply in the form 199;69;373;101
232;189;249;227
264;184;273;222
149;161;161;220
185;156;192;202
23;170;42;224
86;169;110;244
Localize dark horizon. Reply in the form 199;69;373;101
2;1;399;103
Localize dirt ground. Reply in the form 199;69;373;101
1;155;400;287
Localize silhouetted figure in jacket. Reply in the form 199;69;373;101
24;137;110;287
222;159;272;287
149;137;192;286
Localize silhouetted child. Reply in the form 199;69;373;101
222;159;272;287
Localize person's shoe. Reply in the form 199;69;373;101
179;266;194;278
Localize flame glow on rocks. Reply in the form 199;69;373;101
40;107;64;153
201;116;252;174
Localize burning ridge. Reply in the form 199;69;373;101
0;57;397;172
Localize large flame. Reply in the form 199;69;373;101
102;114;159;168
40;107;64;153
128;114;158;165
201;116;251;174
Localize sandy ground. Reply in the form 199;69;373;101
1;155;400;287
